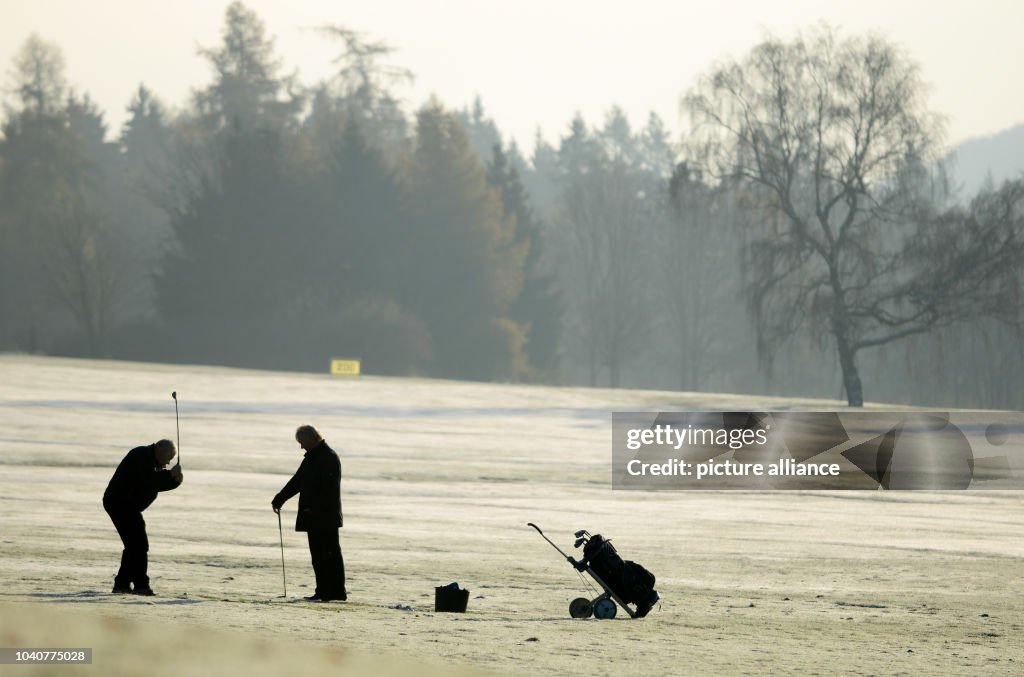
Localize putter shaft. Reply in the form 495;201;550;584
278;511;287;597
172;392;180;467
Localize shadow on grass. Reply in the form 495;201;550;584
3;591;204;605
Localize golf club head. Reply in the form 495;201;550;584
573;537;585;548
172;391;177;400
574;530;587;538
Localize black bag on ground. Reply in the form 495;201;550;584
435;582;469;612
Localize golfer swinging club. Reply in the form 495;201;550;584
272;425;346;602
102;439;183;596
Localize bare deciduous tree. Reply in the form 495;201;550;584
551;116;655;387
661;164;747;390
685;27;1023;406
48;194;125;356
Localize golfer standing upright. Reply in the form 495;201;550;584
272;425;346;601
103;439;183;596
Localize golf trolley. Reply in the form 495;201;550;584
528;523;659;620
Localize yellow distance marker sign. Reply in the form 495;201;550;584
330;359;361;376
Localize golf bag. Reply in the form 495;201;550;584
528;523;660;619
579;534;658;614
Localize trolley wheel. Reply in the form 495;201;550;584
593;598;617;619
569;597;593;619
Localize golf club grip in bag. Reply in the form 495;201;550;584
581;535;656;605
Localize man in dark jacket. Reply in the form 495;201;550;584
103;439;183;596
272;425;346;601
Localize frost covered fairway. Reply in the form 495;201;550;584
0;355;1021;676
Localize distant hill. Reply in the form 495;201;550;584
946;123;1024;201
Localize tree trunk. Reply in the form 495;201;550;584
829;265;864;407
835;330;864;407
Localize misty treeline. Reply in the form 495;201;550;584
2;4;1023;407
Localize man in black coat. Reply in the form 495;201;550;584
103;439;183;596
272;425;346;601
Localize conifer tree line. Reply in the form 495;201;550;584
2;4;1023;407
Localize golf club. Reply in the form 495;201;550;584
278;510;287;597
171;391;180;467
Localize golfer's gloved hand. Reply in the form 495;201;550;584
271;501;282;514
170;465;183;483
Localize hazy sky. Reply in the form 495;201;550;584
3;0;1023;151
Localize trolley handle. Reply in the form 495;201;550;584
527;522;572;560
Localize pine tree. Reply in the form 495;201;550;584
486;143;562;380
1;36;134;355
402;102;528;380
155;126;306;367
194;2;303;134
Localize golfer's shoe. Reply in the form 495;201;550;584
317;592;347;602
304;594;321;601
111;584;132;594
132;586;156;597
